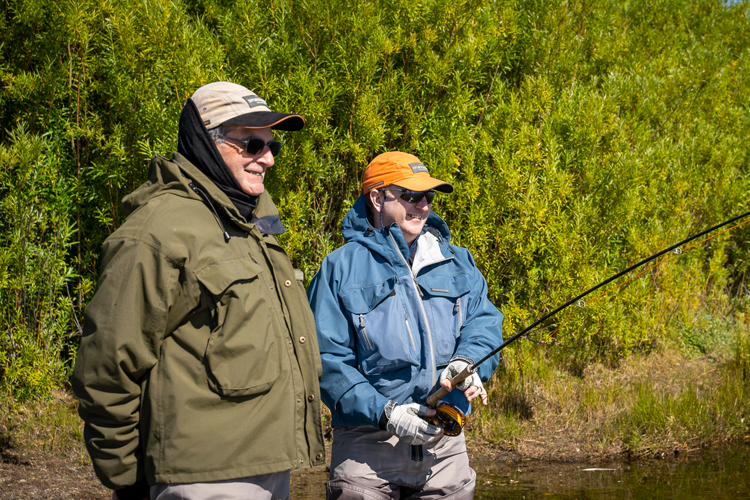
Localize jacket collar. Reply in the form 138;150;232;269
341;195;453;266
175;153;286;235
412;231;453;276
122;153;286;236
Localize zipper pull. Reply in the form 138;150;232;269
454;297;461;314
359;314;374;350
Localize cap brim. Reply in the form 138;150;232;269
393;177;454;193
223;111;305;131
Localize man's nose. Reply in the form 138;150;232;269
415;197;431;209
258;146;275;166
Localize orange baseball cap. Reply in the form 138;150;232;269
362;152;454;195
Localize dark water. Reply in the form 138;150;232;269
291;444;750;499
473;444;750;500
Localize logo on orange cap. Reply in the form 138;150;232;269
362;152;454;195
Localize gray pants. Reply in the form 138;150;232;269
150;470;291;500
327;426;475;500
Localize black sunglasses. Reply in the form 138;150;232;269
218;134;282;157
388;187;436;204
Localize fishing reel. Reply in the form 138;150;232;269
425;401;466;437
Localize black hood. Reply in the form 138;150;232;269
177;99;257;220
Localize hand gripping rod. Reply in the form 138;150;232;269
426;209;750;407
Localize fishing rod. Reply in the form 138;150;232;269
423;209;750;435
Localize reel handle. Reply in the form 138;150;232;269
426;365;474;406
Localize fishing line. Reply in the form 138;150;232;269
482;214;750;404
424;210;750;434
472;210;750;372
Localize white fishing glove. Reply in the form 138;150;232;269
439;359;488;404
386;402;443;445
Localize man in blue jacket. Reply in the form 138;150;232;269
307;151;504;499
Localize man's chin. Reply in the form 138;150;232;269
405;221;427;238
242;184;265;196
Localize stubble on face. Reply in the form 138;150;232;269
216;126;275;197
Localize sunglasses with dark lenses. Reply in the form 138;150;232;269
389;187;436;204
218;134;282;157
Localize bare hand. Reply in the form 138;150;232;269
439;377;454;392
464;384;488;405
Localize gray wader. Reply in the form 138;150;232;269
327;426;475;500
150;470;291;500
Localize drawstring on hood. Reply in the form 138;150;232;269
189;182;231;242
177;99;258;221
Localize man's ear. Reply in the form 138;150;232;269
369;189;384;213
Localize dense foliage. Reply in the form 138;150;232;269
2;0;750;401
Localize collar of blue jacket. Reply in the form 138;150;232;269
341;195;453;265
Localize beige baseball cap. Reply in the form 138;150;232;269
191;82;305;131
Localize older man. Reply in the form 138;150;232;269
72;82;325;500
308;152;504;499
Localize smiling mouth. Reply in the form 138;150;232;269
406;214;424;221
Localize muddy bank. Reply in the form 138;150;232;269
0;447;108;500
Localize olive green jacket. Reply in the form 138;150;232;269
72;153;325;490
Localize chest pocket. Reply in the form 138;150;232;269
339;277;419;376
418;272;472;365
195;257;282;398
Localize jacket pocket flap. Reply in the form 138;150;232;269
207;339;280;398
339;276;397;314
417;272;472;298
195;258;263;295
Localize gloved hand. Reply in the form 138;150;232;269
439;359;488;405
386;402;443;445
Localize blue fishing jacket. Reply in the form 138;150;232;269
308;196;504;428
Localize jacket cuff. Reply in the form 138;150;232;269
450;355;475;366
378;400;397;430
115;478;150;500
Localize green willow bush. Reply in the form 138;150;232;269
0;126;77;401
1;0;749;401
